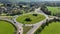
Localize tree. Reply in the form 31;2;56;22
40;4;51;15
33;14;38;16
11;9;21;15
40;4;47;12
25;17;31;22
19;5;23;8
56;12;60;17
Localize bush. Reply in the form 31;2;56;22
33;14;38;16
25;17;32;22
34;27;42;34
41;23;46;29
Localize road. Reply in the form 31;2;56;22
13;15;23;34
12;7;49;34
27;8;49;34
0;7;57;34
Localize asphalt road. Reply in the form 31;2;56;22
27;8;49;34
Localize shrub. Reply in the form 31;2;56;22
25;17;32;22
33;14;38;16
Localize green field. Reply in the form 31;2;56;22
16;14;45;24
0;20;15;34
47;6;60;15
40;22;60;34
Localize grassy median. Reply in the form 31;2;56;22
23;26;32;34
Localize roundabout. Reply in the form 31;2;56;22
16;13;46;24
0;20;17;34
0;6;59;34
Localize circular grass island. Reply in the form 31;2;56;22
0;20;16;34
16;14;46;24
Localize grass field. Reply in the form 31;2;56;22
23;26;32;34
40;22;60;34
0;20;15;34
47;6;60;15
16;14;45;24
